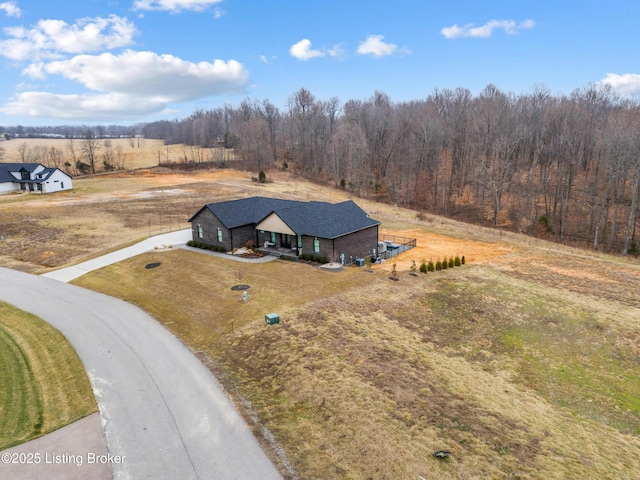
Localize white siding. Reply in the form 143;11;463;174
0;182;19;194
42;170;73;193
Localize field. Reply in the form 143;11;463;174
0;302;96;450
0;137;222;171
2;167;640;478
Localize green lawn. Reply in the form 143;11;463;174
0;302;96;450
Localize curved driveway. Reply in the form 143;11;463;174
0;267;281;479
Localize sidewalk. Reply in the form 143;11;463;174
41;229;192;283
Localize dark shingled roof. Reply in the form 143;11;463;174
189;196;379;239
0;163;42;183
273;200;379;238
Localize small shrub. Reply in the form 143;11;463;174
628;240;638;256
340;178;346;189
454;255;461;267
461;255;466;265
538;215;553;234
442;257;448;270
435;260;442;271
410;259;417;273
282;161;288;170
365;256;372;269
258;170;266;183
448;257;454;268
419;259;427;274
428;259;435;272
391;263;398;278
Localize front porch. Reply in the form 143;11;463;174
257;244;299;258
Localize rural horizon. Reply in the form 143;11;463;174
3;81;640;257
2;1;640;478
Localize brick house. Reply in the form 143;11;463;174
188;197;380;263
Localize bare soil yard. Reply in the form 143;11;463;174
3;167;640;479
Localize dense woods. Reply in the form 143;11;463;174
142;84;640;255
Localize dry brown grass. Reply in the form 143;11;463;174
74;245;640;479
3;167;640;478
0;137;212;170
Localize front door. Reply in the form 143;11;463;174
280;234;291;249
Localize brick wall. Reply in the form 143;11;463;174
191;206;378;261
332;225;379;263
190;208;233;251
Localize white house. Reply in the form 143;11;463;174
0;163;73;194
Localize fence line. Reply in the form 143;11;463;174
379;234;417;259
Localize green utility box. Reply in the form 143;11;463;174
265;313;280;325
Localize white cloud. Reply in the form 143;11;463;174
600;73;640;97
0;15;137;61
356;35;400;57
4;50;250;120
441;19;535;39
133;0;222;13
1;91;169;120
259;54;278;65
33;50;249;99
213;7;225;19
0;1;21;17
327;43;346;58
289;39;325;61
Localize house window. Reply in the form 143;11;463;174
61;182;64;189
270;232;276;243
217;228;223;242
297;235;303;249
197;225;203;239
313;238;320;253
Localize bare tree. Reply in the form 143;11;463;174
80;129;101;174
47;146;63;168
114;145;125;170
102;139;114;171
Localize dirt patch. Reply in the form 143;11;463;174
375;227;513;272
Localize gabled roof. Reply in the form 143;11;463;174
189;196;306;229
0;163;43;183
190;196;379;239
271;200;380;238
17;167;57;184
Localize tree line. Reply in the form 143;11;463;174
144;84;640;255
1;130;141;175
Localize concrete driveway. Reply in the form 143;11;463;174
0;268;282;480
41;229;193;283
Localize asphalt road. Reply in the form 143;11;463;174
0;267;282;480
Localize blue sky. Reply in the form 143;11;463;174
0;0;639;126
